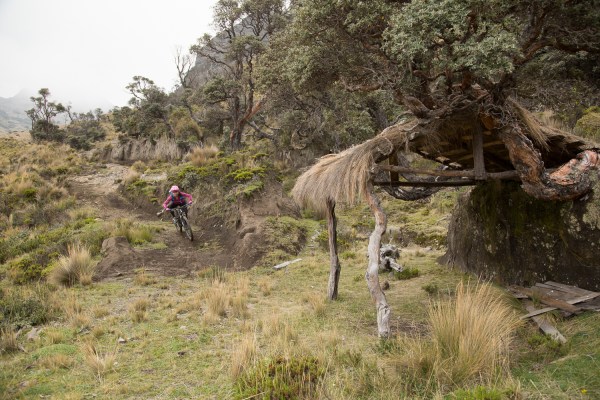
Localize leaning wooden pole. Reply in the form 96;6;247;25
364;182;391;338
326;198;341;300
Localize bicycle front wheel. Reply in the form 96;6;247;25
181;216;194;241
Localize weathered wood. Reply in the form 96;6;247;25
513;286;582;314
524;300;567;344
365;182;391;338
388;153;400;183
374;180;479;187
472;128;486;180
543;281;595;296
273;258;302;270
326;198;341;300
376;165;519;180
520;292;600;319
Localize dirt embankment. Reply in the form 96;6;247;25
68;163;299;279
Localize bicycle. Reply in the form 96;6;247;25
157;204;194;241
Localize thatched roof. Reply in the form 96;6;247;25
292;100;599;212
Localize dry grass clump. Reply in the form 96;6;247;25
129;298;150;323
134;268;157;286
230;334;258;379
123;169;141;185
49;243;96;287
302;292;327;317
39;354;73;370
398;281;521;391
92;306;110;319
206;281;229;320
131;160;147;173
45;329;67;345
111;219;155;245
81;342;117;380
0;327;19;354
258;277;273;296
188;145;219;166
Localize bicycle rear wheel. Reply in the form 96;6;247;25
181;216;194;241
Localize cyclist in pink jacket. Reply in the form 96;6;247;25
162;185;193;222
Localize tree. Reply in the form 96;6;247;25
190;0;286;149
279;0;600;337
26;88;66;141
112;76;175;139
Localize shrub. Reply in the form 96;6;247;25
49;243;96;287
0;284;56;328
234;355;325;399
394;267;420;280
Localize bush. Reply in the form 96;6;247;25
0;284;56;329
234;355;325;399
394;267;420;280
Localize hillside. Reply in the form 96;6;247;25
0;91;31;133
0;134;599;399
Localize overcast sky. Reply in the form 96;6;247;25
0;0;218;110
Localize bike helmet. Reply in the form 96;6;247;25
170;185;180;193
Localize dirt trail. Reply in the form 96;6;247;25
68;164;232;279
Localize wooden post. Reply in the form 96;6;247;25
473;127;486;180
326;198;341;300
364;183;391;338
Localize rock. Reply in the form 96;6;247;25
96;236;140;280
26;327;42;341
382;281;390;290
118;337;127;344
442;179;600;290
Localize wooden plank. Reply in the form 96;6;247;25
520;292;600;319
524;300;567;344
543;281;595;297
273;258;302;270
513;286;581;314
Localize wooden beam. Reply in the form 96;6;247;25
376;165;520;180
374;180;479;187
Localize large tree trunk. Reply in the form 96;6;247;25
326;198;341;300
364;182;391;338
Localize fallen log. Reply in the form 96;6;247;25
273;258;302;270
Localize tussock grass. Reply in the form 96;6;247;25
0;327;19;354
187;145;219;166
133;268;156;286
230;333;258;379
303;292;327;317
204;281;229;323
45;329;67;345
39;353;73;370
81;342;117;380
397;281;521;393
49;243;96;287
129;298;150;323
123;169;141;185
92;305;110;319
258;277;273;296
111;219;155;245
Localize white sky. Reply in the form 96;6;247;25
0;0;218;110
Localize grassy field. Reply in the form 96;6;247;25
1;137;599;399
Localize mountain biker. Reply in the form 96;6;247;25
161;185;193;223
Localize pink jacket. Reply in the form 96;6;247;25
162;191;193;210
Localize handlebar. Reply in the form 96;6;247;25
156;203;192;217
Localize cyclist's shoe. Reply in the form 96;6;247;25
172;218;178;226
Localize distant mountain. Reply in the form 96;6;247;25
0;90;32;133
